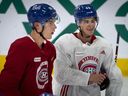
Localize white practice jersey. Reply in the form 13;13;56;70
52;33;122;96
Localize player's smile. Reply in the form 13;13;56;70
86;27;94;33
79;17;96;37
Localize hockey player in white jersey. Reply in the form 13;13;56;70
52;4;122;96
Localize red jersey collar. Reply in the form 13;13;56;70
73;33;96;44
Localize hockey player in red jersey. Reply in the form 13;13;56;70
0;3;59;96
52;4;122;96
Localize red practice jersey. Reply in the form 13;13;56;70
0;36;56;96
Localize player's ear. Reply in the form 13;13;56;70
33;22;42;32
33;22;40;29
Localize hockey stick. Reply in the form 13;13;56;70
115;32;120;63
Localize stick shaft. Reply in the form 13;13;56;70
115;32;120;62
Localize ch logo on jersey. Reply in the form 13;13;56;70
36;61;48;89
82;64;97;73
77;56;99;73
38;68;48;82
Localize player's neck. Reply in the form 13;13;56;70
30;31;45;48
78;32;91;43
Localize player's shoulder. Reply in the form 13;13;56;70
7;36;32;52
96;36;112;47
11;36;30;47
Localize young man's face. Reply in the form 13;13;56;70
42;19;57;39
79;17;97;37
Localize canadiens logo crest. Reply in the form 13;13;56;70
78;56;99;73
36;61;48;89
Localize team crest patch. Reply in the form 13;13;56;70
36;61;48;89
77;56;99;73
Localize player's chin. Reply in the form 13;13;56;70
86;33;93;37
89;32;94;37
45;34;52;40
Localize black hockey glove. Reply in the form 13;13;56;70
99;65;110;91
